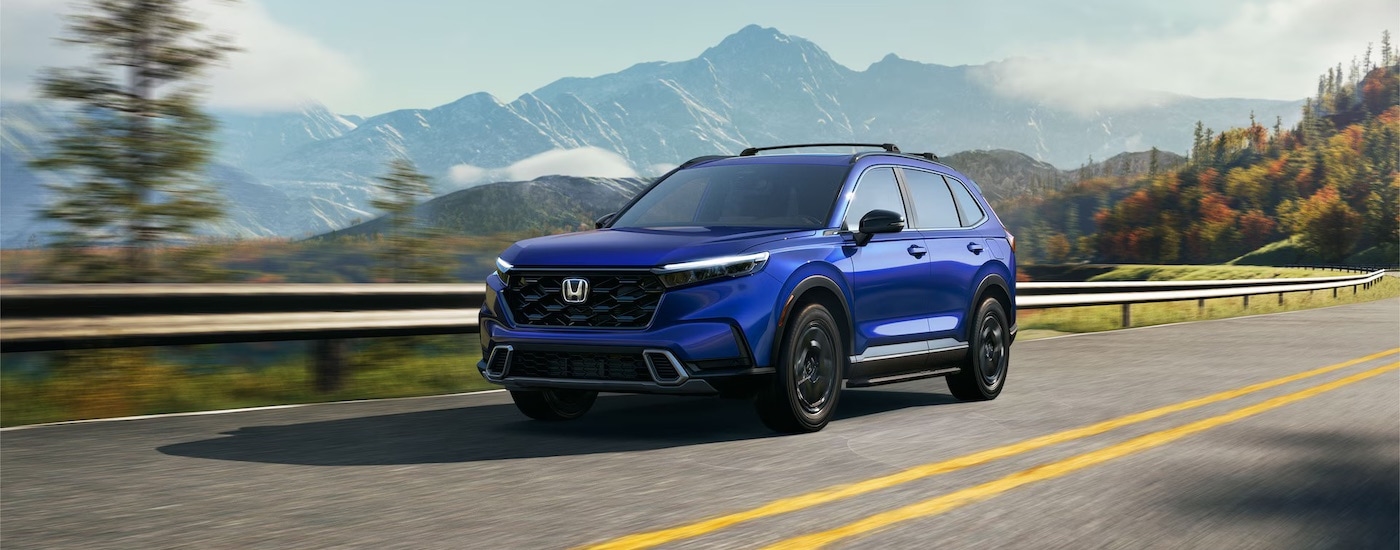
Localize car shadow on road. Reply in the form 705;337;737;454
1163;428;1398;548
157;388;959;466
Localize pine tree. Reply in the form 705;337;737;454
1192;121;1205;162
31;0;236;282
1148;147;1160;176
1382;31;1394;67
370;158;453;282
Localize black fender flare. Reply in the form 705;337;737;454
774;274;854;364
967;273;1013;342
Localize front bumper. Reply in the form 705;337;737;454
477;270;781;394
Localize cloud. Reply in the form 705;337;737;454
0;0;362;112
447;147;640;187
448;163;488;185
502;147;638;181
975;0;1398;113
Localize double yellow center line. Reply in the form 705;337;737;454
582;348;1399;550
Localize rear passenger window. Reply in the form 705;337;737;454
945;176;987;227
843;167;906;230
902;169;960;229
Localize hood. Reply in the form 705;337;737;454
500;227;810;268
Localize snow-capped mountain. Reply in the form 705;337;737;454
2;25;1303;246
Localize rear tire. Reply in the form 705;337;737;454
756;303;845;433
510;389;598;421
947;297;1010;401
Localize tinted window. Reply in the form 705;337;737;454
843;167;906;230
902;169;960;229
611;164;848;229
945;176;987;226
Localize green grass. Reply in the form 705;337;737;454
1083;264;1336;282
1;339;490;427
1020;274;1399;337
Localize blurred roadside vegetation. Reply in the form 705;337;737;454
0;233;526;284
1;336;489;428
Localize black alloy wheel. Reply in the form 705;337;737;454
947;297;1010;401
756;303;845;433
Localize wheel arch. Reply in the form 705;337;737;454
775;275;854;372
968;272;1014;343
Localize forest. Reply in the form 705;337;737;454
1001;35;1399;267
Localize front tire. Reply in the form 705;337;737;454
756;303;845;433
510;389;598;421
947;297;1010;401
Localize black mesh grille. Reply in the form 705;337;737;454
507;351;652;381
503;272;664;328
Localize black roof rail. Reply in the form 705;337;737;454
678;155;731;168
738;143;901;156
851;150;943;164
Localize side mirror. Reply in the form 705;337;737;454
594;213;615;229
854;209;904;246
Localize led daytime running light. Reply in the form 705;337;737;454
654;252;769;288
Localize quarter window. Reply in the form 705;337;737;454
902;169;961;229
843;167;906;230
945;176;987;227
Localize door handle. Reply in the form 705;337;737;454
967;242;984;254
907;244;927;258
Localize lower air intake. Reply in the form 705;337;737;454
643;350;687;385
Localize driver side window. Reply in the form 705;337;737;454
843;167;907;230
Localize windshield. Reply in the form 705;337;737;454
610;164;849;229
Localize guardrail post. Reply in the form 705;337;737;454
1121;303;1131;328
1243;295;1249;308
1197;298;1205;316
1333;288;1338;298
313;339;348;393
1277;292;1284;306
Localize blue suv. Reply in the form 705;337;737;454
479;143;1016;432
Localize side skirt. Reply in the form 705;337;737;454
846;366;962;388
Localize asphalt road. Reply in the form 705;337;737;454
3;299;1397;549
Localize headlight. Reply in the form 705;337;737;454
654;252;769;288
495;257;513;282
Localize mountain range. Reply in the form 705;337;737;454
0;24;1293;246
320;149;1185;240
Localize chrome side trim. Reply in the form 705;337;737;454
642;349;690;386
850;338;966;363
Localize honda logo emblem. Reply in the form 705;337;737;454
561;277;590;304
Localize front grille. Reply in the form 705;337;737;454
503;271;665;328
508;351;652;381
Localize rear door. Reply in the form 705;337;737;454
900;168;987;345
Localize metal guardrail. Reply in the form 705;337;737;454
1018;268;1387;327
0;269;1387;353
0;284;484;353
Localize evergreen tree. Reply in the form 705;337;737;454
31;0;236;282
370;158;453;282
1192;121;1205;161
1148;147;1160;176
1382;30;1394;67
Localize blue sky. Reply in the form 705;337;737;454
2;0;1396;115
